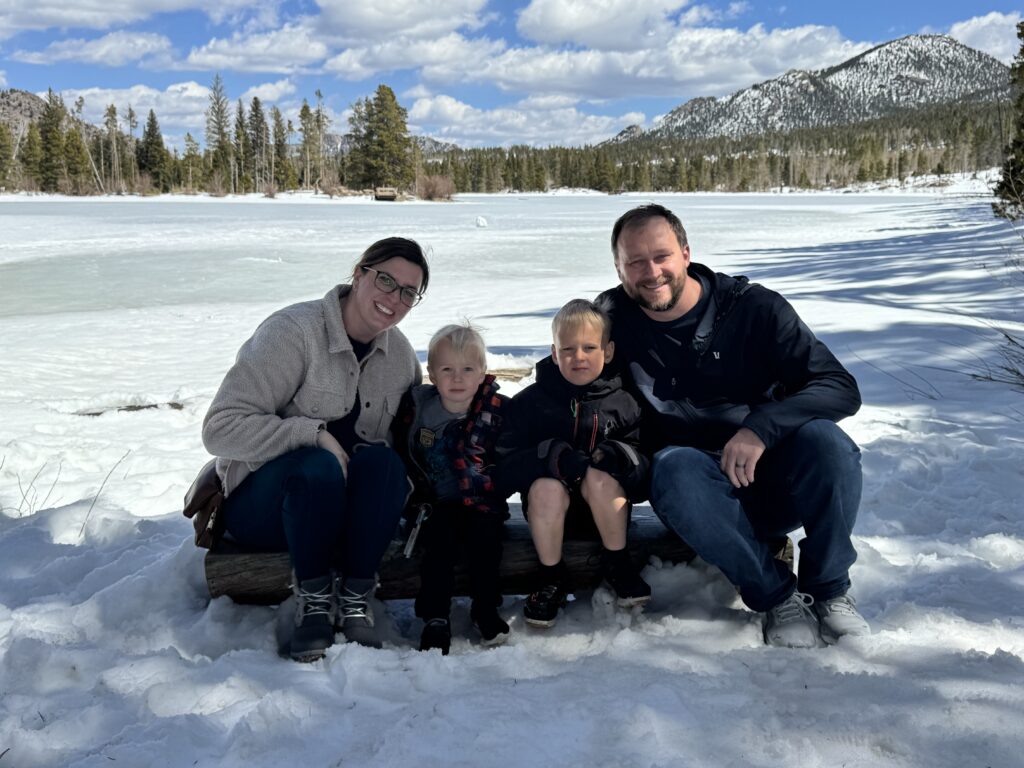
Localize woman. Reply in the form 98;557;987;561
203;237;428;662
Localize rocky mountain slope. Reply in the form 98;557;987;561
608;34;1009;143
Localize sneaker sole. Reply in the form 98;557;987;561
290;648;328;663
524;615;558;628
616;594;652;609
478;629;511;647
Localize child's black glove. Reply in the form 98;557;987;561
590;440;630;477
546;440;590;489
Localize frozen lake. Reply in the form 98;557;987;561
1;189;1023;768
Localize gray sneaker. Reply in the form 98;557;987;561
288;574;337;663
814;594;869;643
763;592;819;648
337;577;383;649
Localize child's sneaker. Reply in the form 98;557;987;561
471;605;510;647
419;618;451;655
814;593;869;643
601;550;652;608
524;583;568;628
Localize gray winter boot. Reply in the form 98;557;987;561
337;576;383;649
289;574;337;662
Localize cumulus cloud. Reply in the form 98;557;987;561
241;78;297;103
314;0;488;43
0;0;259;40
402;84;434;100
56;81;211;137
430;23;870;100
12;31;172;67
409;93;644;147
517;0;691;51
946;11;1021;63
0;70;6;87
324;32;504;80
185;24;328;73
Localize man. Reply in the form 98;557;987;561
597;204;868;648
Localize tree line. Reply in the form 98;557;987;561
0;77;1015;197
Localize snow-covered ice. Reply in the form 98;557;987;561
1;176;1022;767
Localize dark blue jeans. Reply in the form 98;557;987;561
223;445;409;583
650;419;862;613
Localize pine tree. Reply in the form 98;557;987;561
18;123;43;188
994;21;1024;219
270;106;294;190
63;123;90;194
360;85;413;190
39;89;67;192
137;109;169;192
232;99;250;193
205;74;232;193
298;100;315;189
104;104;123;192
247;97;269;191
0;122;13;187
183;133;201;192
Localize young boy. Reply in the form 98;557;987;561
499;299;650;628
394;323;510;654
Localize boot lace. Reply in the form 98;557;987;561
297;582;333;619
339;586;372;622
821;594;858;617
773;592;814;623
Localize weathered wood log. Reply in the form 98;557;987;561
205;504;697;604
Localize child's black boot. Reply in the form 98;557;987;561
419;617;452;655
524;561;568;628
601;547;651;608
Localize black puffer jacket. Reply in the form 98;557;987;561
597;262;861;454
496;357;648;501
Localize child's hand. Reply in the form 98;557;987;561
547;441;590;488
591;440;629;476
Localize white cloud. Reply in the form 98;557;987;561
0;0;259;40
56;81;211;138
12;31;172;66
324;32;504;80
408;93;644;147
185;24;328;73
516;94;580;109
241;78;296;104
432;23;871;100
0;70;6;87
517;0;690;51
402;84;434;100
946;11;1021;63
314;0;488;43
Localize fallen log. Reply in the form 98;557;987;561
205;504;702;604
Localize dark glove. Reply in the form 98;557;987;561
590;440;632;477
546;440;590;489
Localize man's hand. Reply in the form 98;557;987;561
316;429;350;478
720;427;765;488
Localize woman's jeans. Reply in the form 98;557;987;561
650;419;862;613
222;445;409;583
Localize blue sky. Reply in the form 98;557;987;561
0;1;1019;150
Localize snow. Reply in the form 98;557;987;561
1;179;1023;767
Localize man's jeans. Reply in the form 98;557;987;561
650;419;862;613
223;445;409;583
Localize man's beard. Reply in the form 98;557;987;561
627;276;685;313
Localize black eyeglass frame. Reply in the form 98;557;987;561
361;266;424;308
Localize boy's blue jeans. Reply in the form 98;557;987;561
223;445;409;583
650;419;862;613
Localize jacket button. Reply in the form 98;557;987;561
311;405;319;414
365;402;371;408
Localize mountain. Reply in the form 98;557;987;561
0;89;48;140
609;34;1009;144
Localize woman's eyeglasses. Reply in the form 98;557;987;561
361;266;424;307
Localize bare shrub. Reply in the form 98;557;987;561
417;174;455;201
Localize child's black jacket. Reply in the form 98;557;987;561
496;357;648;501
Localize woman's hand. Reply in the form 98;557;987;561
316;429;350;478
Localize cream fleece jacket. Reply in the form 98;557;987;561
202;284;421;496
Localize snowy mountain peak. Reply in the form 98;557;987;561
648;34;1008;141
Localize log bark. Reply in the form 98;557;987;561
205;505;697;604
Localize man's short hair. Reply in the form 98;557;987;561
428;322;487;369
611;204;689;261
552;299;611;344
